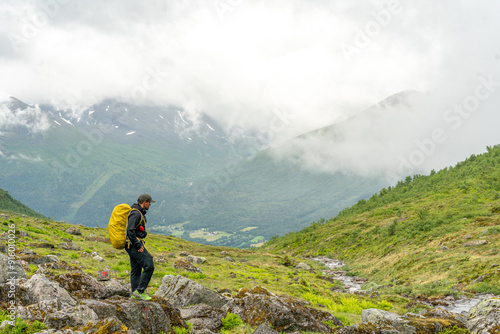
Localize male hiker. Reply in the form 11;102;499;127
126;193;155;300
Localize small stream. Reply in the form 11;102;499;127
311;256;488;315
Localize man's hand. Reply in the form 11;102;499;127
138;246;144;253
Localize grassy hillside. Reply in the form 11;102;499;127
0;188;45;218
265;145;500;297
2;212;409;329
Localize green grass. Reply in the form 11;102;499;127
0;311;45;334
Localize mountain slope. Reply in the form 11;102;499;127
0;187;45;218
0;98;242;227
264;145;500;296
172;91;428;247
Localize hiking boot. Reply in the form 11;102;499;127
132;290;152;300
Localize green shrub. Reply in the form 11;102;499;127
186;273;207;279
221;312;243;331
0;311;45;334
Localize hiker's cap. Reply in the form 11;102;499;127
138;193;156;203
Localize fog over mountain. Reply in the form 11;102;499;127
1;0;500;179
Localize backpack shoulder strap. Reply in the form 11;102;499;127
129;208;146;228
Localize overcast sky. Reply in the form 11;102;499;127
1;0;499;178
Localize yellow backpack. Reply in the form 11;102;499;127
108;204;145;249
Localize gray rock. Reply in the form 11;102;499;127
223;256;235;262
173;259;202;273
186;255;207;264
0;253;26;283
180;303;226;332
464;240;488;247
467;297;500;334
55;272;129;299
21;274;77;309
296;262;312;270
154;275;230;308
223;285;342;333
253;323;280;334
59;242;81;251
362;308;415;333
93;255;105;262
44;304;99;330
65;227;82;235
86;297;174;333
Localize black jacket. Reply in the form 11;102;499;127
127;203;148;249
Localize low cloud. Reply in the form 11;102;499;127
0;103;51;133
0;1;499;173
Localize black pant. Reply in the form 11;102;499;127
125;244;155;293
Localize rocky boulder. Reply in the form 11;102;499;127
180;303;227;332
64;227;82;235
0;254;26;283
186;255;207;264
59;242;81;251
81;296;182;333
172;259;202;273
337;308;468;333
15;273;188;333
154;275;230;308
467;297;500;334
21;274;77;309
253;324;280;334
54;272;130;299
222;285;342;333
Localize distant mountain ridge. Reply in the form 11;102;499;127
0;97;242;228
172;90;429;247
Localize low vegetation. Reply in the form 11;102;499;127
265;145;500;298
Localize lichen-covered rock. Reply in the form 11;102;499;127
336;322;399;333
20;254;59;265
79;316;127;334
180;303;226;332
83;296;175;333
154;275;230;308
253;323;280;334
0;253;26;283
422;308;468;325
59;242;81;251
44;304;99;330
361;308;468;334
362;309;412;333
186;255;207;264
223;285;342;333
65;227;82;235
172;259;202;273
21;274;77;309
0;281;31;307
54;273;129;299
467;297;500;334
